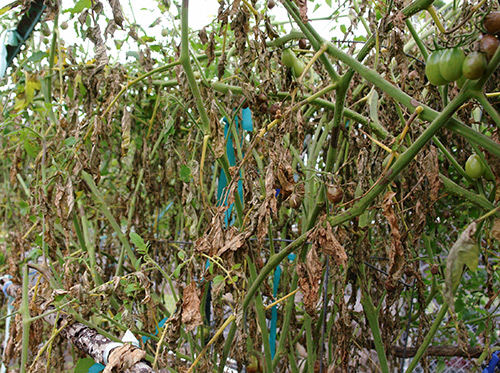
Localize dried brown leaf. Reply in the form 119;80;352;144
313;222;347;266
121;108;132;156
103;343;146;373
297;0;308;23
382;191;405;289
492;219;500;242
297;247;322;315
217;227;245;256
181;282;203;332
423;146;441;201
106;0;125;28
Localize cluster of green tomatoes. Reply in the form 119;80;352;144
425;11;500;86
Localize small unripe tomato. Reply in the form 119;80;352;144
439;47;465;82
484;11;500;34
425;50;450;86
480;34;500;59
291;58;305;78
161;28;169;37
462;52;487;80
281;48;295;68
60;21;69;30
465;154;485;179
268;0;276;9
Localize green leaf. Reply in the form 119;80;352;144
74;357;95;373
130;232;148;251
213;275;225;285
444;222;479;312
340;24;347;34
231;263;241;270
178;251;185;260
180;165;191;183
23;139;39;158
64;137;77;146
63;0;92;14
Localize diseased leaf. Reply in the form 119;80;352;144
121;108;132;156
181;282;203;332
382;192;405;290
423;146;441;202
310;221;347;267
444;222;479;312
106;0;125;28
297;247;322;316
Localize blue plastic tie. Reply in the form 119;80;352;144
483;351;500;373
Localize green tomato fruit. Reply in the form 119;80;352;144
439;47;465;82
425;50;450;86
462;52;487;80
161;28;169;37
465;154;485;179
292;58;305;78
60;21;69;30
281;48;295;68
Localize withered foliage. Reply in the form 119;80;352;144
0;0;499;371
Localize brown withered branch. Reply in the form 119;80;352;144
0;277;155;373
362;339;484;358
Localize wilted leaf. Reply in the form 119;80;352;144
121;108;132;156
217;227;245;256
103;343;145;373
297;247;322;315
382;192;405;290
491;219;500;242
423;146;440;202
310;221;347;267
106;0;125;28
181;282;203;332
444;222;479;312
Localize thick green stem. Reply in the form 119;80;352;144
405;303;449;372
359;268;389;373
248;259;273;372
180;0;210;135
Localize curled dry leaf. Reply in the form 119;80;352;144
382;192;405;289
297;247;322;315
310;221;347;267
181;282;203;332
103;343;146;373
121;108;132;156
444;222;479;313
423;146;441;202
106;0;125;28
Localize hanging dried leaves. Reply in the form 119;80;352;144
121;108;132;156
309;220;347;267
181;282;203;332
444;222;479;312
422;146;441;202
382;192;405;290
297;247;322;316
106;0;125;28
